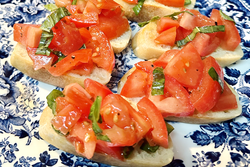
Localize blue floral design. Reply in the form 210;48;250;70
32;151;58;167
0;137;20;165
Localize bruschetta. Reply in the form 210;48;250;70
114;0;196;22
132;9;243;67
39;78;174;166
10;0;132;87
118;43;242;124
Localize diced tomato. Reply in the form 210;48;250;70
86;26;115;73
199;36;221;57
66;12;99;28
156;17;179;33
69;60;95;76
101;94;133;128
67;121;97;159
84;78;113;100
79;27;92;43
55;96;70;114
190;56;224;113
153;49;179;68
95;140;124;160
135;61;155;73
90;0;120;10
49;20;85;55
54;0;71;7
13;24;42;48
66;5;81;14
211;82;238;111
84;0;101;14
51;104;82;135
120;69;148;98
137;97;168;148
191;33;210;56
179;12;196;30
97;8;129;40
26;47;56;70
155;27;177;46
164;43;204;88
210;9;223;25
48;49;92;76
155;0;184;7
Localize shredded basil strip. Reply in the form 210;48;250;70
44;4;58;12
176;25;225;47
123;146;135;159
138;16;160;27
36;31;54;56
184;0;191;5
46;89;64;115
133;0;145;16
165;121;174;135
140;139;159;153
72;0;77;5
151;67;165;96
89;96;111;142
219;10;235;24
208;67;224;93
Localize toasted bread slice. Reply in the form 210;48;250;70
117;67;242;124
39;101;174;167
114;0;196;22
111;27;132;53
132;21;244;67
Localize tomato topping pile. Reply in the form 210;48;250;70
155;9;241;56
48;78;169;160
120;43;238;116
13;0;130;75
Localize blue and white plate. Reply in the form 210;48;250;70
0;0;250;166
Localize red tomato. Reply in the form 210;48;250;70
155;27;177;46
55;96;70;114
48;49;92;76
190;56;224;113
211;82;238;111
49;20;84;55
90;0;120;10
156;17;179;33
86;26;115;73
135;61;155;73
164;43;204;88
51;104;82;135
153;49;179;68
78;27;92;43
97;8;129;40
69;59;95;76
137;97;168;148
191;33;211;56
84;78;113;100
155;0;184;7
84;0;101;14
66;12;99;28
26;47;56;70
179;12;196;30
66;5;81;14
120;69;148;98
13;24;42;48
67;121;97;159
100;94;133;128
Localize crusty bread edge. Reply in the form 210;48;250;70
39;101;174;167
117;67;242;124
110;27;132;53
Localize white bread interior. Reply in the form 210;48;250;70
110;27;132;53
132;21;244;67
114;0;196;22
39;101;174;166
117;67;242;124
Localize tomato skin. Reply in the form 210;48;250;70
120;69;148;98
137;97;168;148
190;56;224;113
135;61;155;73
164;43;204;89
66;12;99;28
155;0;184;7
55;96;70;114
155;27;177;46
156;17;179;33
69;59;95;76
84;78;113;100
79;27;92;43
179;12;196;30
153;49;179;68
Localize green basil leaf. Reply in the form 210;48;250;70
176;25;225;47
184;0;191;5
46;89;64;115
151;67;165;96
140;140;159;153
44;4;58;12
35;31;53;56
123;146;134;159
132;0;145;15
138;16;160;27
219;10;235;24
208;67;224;93
89;96;111;142
72;0;77;5
164;11;193;20
165;121;174;135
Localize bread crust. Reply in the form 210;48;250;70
114;0;196;22
117;67;242;124
131;21;244;67
39;103;174;166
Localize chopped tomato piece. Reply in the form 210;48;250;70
135;61;155;73
164;43;204;88
84;78;113;100
153;49;179;68
69;60;95;76
86;26;115;73
179;12;196;30
155;27;176;46
48;49;92;76
155;0;185;7
79;27;92;43
66;5;81;14
156;17;179;33
84;0;101;14
137;97;168;148
190;56;224;113
66;12;99;28
55;96;70;114
191;33;210;56
211;82;238;111
120;69;148;98
90;0;120;10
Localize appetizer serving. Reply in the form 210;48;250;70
39;79;174;167
114;0;196;22
132;8;243;67
118;43;242;124
10;0;132;87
